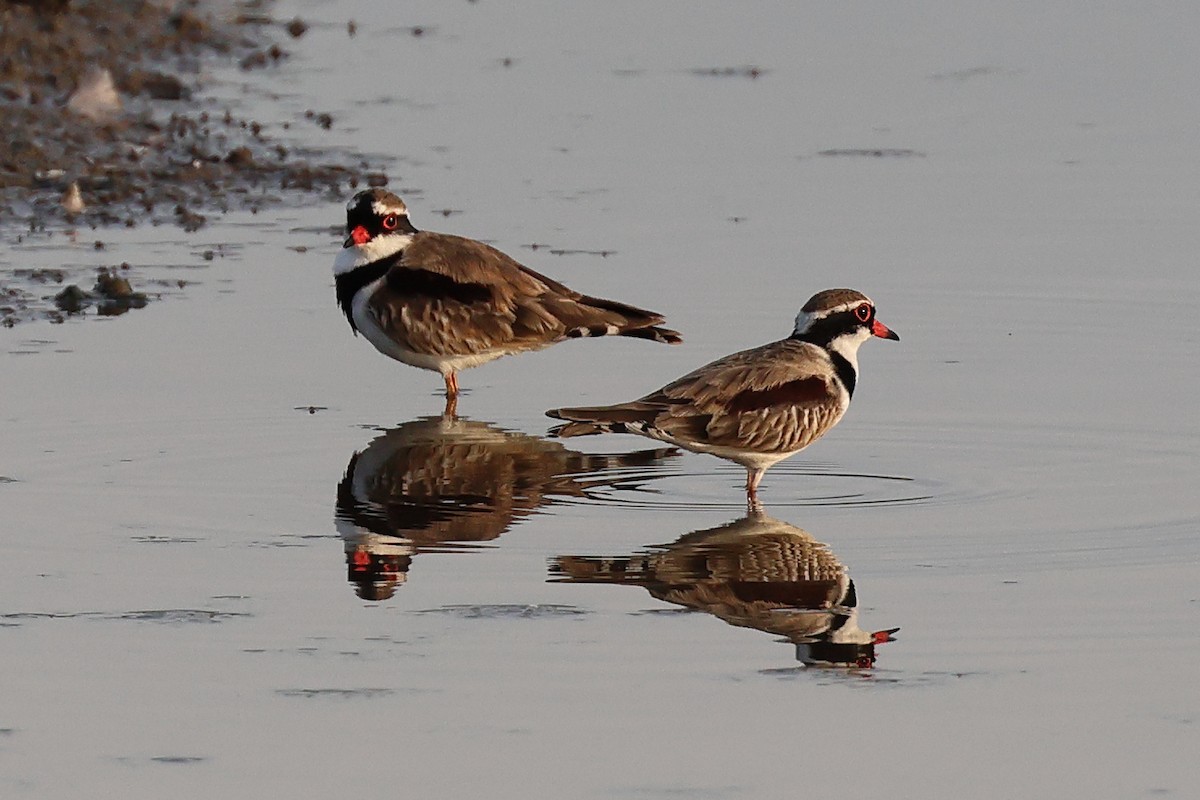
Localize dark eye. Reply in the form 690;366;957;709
382;214;399;231
854;304;872;322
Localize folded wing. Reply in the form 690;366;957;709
549;339;846;455
368;233;680;356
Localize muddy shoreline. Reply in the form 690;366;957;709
0;0;379;326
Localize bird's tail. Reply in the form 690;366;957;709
547;403;661;438
564;295;683;345
548;420;632;438
564;321;682;345
612;324;682;345
551;554;656;584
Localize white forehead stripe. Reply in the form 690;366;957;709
813;300;871;318
371;199;407;216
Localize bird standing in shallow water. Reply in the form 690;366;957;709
332;189;681;415
547;288;899;506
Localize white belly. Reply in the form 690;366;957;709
673;439;798;471
621;422;798;470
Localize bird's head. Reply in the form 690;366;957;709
335;189;418;273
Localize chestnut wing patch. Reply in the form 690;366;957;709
386;267;493;304
727;376;830;413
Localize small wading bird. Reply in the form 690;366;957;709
547;288;899;505
333;189;681;414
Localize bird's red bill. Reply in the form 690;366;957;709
349;225;371;246
871;319;899;341
872;628;900;644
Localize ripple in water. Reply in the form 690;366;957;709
554;457;937;512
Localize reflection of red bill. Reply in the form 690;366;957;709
351;549;371;571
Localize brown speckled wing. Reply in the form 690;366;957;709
655;340;844;453
367;231;676;356
397;233;554;297
554;339;845;455
360;233;551;357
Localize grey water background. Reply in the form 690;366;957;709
3;1;1199;797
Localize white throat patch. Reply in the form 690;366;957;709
332;233;413;275
826;326;872;374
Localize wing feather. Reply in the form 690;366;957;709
550;339;847;455
366;232;677;356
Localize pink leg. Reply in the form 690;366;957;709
746;468;764;510
441;373;460;418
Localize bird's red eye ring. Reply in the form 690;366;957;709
382;214;399;231
855;303;872;322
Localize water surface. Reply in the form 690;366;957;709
2;2;1198;798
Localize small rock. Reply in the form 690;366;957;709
94;269;149;312
141;72;188;101
26;269;66;284
169;9;210;40
174;204;207;232
286;18;308;38
240;50;269;70
54;285;93;313
225;147;255;167
94;269;134;299
62;182;85;214
67;68;123;121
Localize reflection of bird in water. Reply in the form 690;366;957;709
552;511;898;667
337;415;677;600
340;532;414;602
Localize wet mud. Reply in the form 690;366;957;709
0;0;381;324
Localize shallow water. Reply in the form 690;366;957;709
3;2;1199;797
